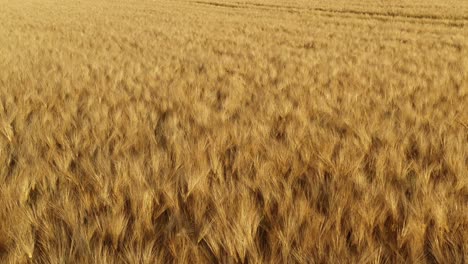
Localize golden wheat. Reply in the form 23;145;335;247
0;0;467;263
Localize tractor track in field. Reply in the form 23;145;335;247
192;1;468;28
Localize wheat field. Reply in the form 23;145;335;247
0;0;467;263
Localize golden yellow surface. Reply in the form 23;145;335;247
0;0;467;262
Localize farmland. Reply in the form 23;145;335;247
0;0;467;262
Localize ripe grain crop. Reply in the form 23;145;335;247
0;0;467;263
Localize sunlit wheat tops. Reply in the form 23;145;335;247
0;0;467;263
